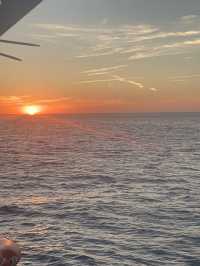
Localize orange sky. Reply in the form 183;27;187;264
0;0;200;114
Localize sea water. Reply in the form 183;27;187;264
0;113;199;265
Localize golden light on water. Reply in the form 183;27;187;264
22;105;42;115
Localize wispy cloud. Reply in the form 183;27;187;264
111;75;144;89
0;96;29;105
79;72;144;88
79;78;117;84
180;15;199;24
79;74;157;92
78;75;144;88
149;87;158;92
127;30;200;43
128;38;200;60
34;97;71;104
76;48;124;59
82;65;127;76
0;95;141;113
32;20;199;94
34;21;200;62
0;95;71;107
35;23;157;35
170;73;200;82
161;39;200;48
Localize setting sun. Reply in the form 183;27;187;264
22;105;42;116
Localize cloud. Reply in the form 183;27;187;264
149;87;158;92
35;21;197;96
180;15;199;24
161;38;200;48
0;96;72;107
34;97;71;104
82;65;127;76
128;38;200;60
101;18;109;25
30;33;57;40
33;20;200;72
170;74;200;82
35;23;157;35
56;33;81;38
127;30;200;43
111;75;144;88
79;78;117;84
76;48;124;59
129;51;161;60
34;23;158;59
87;72;110;77
76;51;116;58
79;74;145;89
0;96;30;105
172;74;200;79
33;21;200;63
0;95;139;114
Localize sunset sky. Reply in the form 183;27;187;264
0;0;200;114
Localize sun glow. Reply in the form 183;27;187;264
22;105;42;115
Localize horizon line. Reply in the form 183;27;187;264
0;111;200;116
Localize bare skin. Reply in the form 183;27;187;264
0;239;21;266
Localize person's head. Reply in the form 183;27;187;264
0;238;21;266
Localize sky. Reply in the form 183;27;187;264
0;0;200;114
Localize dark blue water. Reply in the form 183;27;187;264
0;113;200;265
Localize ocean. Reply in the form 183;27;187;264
0;113;199;266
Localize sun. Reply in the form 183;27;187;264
22;105;42;116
